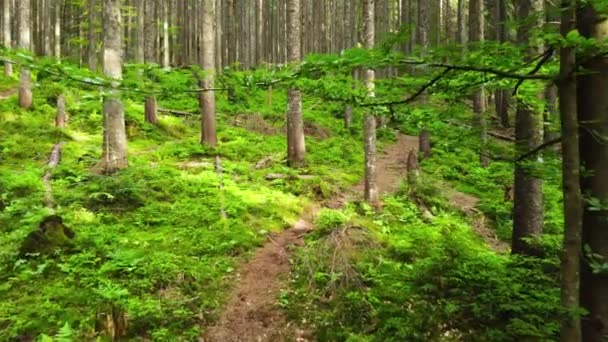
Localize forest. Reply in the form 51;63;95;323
0;0;607;341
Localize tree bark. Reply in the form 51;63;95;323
200;0;217;147
17;0;33;109
55;94;66;128
87;0;97;71
419;129;431;159
495;0;510;128
2;0;12;76
363;0;378;206
286;0;306;167
54;0;61;59
577;5;608;341
512;0;545;256
469;0;488;167
145;96;157;124
134;0;144;63
558;2;582;341
100;0;128;173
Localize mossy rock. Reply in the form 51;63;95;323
19;215;75;257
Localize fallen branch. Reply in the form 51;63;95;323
43;142;65;209
488;131;515;142
158;108;197;116
265;173;316;181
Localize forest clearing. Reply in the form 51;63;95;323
0;0;607;341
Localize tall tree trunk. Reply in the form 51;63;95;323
54;0;61;59
469;0;488;167
144;1;156;63
100;0;128;173
162;0;169;69
495;0;510;128
87;0;97;71
17;0;33;109
134;0;144;63
363;0;378;206
457;0;466;45
512;0;545;256
3;0;12;76
558;2;582;341
577;5;608;341
200;0;217;147
286;0;306;167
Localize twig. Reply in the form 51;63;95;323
515;136;562;162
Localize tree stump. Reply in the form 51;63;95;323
144;96;157;124
407;150;419;185
419;129;432;159
55;94;67;128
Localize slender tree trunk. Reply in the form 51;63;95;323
162;0;170;69
134;0;144;63
495;0;510;127
54;0;61;59
512;0;545;256
3;0;12;76
577;5;608;341
469;0;488;167
286;0;306;167
144;1;156;63
363;0;378;206
17;0;33;109
200;0;217;147
558;2;582;341
87;0;97;71
457;0;466;45
100;0;128;173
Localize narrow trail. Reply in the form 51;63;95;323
0;88;17;100
203;134;419;342
445;189;510;253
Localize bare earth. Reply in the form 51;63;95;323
202;134;419;342
0;88;17;100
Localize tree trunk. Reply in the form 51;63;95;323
469;0;488;167
200;0;217;147
457;0;466;45
162;0;170;69
419;129;431;159
2;0;12;76
54;0;61;59
512;0;545;256
145;96;157;124
577;5;608;341
558;2;582;341
55;94;66;128
286;0;306;167
144;1;156;63
134;0;144;63
17;0;33;109
100;0;128;173
87;0;97;71
363;0;378;206
495;0;510;128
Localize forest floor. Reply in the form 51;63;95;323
203;132;509;341
203;134;419;342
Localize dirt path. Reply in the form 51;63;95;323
445;189;510;253
0;88;17;100
203;134;419;342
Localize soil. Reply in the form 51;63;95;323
0;88;17;100
445;189;510;253
202;134;419;342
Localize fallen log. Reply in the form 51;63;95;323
264;173;316;181
158;108;197;116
